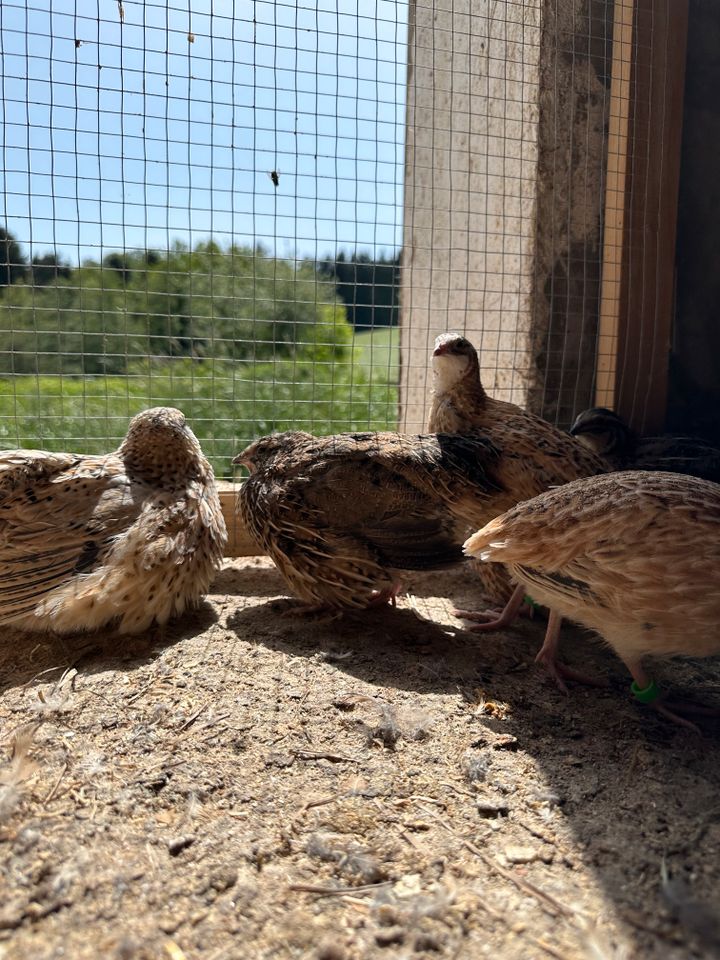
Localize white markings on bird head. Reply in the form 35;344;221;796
431;333;478;389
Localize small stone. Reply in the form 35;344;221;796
332;695;359;711
414;931;444;951
476;798;509;818
504;845;539;864
393;874;423;898
376;904;399;925
375;925;405;946
265;752;295;768
317;942;347;960
0;899;25;931
208;866;238;893
492;734;519;751
168;835;195;856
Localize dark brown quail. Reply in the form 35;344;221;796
235;429;510;614
570;406;720;482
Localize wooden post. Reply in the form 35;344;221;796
596;0;636;409
597;0;689;433
217;481;264;557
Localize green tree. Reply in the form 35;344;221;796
318;250;401;329
0;227;28;288
30;253;72;286
0;241;352;374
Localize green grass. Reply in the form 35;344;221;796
0;328;400;478
352;326;399;371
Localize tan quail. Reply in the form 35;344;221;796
0;407;226;634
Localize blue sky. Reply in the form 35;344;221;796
0;0;407;266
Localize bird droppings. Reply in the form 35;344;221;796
2;557;720;959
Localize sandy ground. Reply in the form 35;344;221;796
1;558;720;960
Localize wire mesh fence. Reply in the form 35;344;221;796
0;0;406;476
0;0;694;477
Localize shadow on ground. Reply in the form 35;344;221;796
3;558;720;959
0;602;218;697
229;561;720;957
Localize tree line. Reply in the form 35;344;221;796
0;227;400;376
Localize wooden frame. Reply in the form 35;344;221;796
596;0;689;433
226;0;692;564
218;482;261;556
596;0;635;411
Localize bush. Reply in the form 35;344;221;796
0;242;352;376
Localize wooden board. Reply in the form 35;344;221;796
596;0;689;433
616;0;689;433
596;0;636;409
217;481;264;557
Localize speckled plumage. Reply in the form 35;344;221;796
465;471;720;703
235;429;508;611
570;406;720;483
0;407;227;634
428;333;608;607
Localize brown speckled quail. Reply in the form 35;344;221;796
427;332;608;628
0;407;227;634
235;429;512;615
465;471;720;729
569;406;720;483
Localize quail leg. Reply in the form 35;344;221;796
454;583;526;632
534;611;604;692
625;660;718;733
368;581;403;608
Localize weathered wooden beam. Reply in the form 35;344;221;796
615;0;688;434
596;0;636;409
217;481;264;557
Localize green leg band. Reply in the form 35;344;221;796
630;679;661;704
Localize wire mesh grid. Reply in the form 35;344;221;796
399;0;684;439
0;0;406;477
0;0;688;478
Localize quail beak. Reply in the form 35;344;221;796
232;453;255;474
433;342;450;357
569;423;600;438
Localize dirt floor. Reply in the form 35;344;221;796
2;558;720;960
